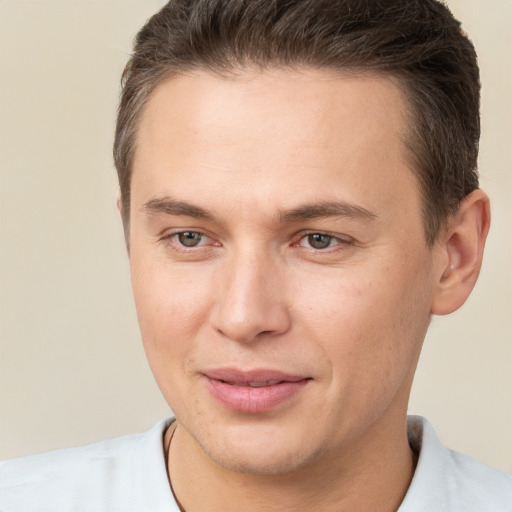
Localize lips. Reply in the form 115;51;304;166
203;368;311;413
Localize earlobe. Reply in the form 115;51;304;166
431;189;490;316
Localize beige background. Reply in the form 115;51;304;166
0;0;510;472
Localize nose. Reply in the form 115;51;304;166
210;251;291;343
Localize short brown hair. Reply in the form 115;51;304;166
114;0;480;245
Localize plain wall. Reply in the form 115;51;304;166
0;0;510;472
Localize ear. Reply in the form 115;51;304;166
116;189;123;215
431;189;490;316
115;190;130;253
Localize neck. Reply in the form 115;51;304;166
166;414;417;512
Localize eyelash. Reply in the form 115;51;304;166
293;232;353;252
162;231;217;251
161;230;353;253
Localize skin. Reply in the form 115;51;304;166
127;68;490;511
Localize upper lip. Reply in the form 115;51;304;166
203;368;310;385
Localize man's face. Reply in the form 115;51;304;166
129;68;440;474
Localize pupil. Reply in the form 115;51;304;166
179;232;201;247
308;234;331;249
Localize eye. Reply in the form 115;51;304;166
173;231;209;247
297;233;348;250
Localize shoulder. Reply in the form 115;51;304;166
0;419;175;512
400;416;512;512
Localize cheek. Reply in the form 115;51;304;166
130;258;218;414
293;260;430;381
293;270;380;343
130;255;215;365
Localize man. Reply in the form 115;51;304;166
1;0;511;510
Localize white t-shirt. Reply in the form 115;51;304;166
1;416;511;511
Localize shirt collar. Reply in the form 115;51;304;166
398;416;512;511
134;418;181;511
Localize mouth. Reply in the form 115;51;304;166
203;368;312;413
224;380;286;387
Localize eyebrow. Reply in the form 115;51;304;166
143;197;215;220
142;197;377;223
278;201;377;223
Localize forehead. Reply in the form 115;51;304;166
136;68;410;160
132;68;419;225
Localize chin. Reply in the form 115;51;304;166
193;422;324;476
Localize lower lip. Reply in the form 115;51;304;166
205;377;310;413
